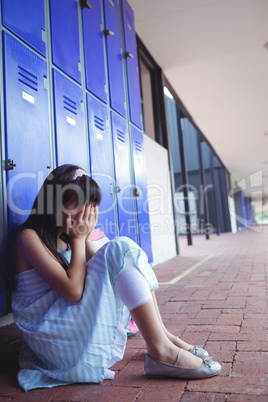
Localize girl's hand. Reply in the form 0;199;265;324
66;203;98;242
86;204;99;240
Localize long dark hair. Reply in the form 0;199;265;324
4;164;101;289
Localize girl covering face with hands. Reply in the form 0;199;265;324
5;164;221;392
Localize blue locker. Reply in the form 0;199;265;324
131;126;153;262
53;70;88;170
103;0;126;117
87;95;116;238
3;32;50;232
121;0;142;129
82;0;107;103
111;112;136;241
49;0;81;83
2;0;46;56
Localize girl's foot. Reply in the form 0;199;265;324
175;348;203;369
150;344;203;369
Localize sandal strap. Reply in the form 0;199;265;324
174;348;183;366
172;336;178;344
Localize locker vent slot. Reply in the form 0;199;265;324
18;66;38;92
135;140;142;153
63;95;77;115
117;129;125;143
94;115;105;131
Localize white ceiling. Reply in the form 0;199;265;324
128;0;268;200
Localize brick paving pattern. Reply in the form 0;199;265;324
1;226;268;401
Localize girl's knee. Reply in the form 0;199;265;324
103;237;141;276
108;236;139;253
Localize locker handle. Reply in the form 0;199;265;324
134;188;141;197
80;0;92;9
125;52;134;59
103;29;114;36
5;159;16;170
115;186;121;193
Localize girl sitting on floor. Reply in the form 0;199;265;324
4;164;221;391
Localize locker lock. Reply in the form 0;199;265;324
103;29;114;36
134;188;141;197
115;186;121;193
5;159;16;170
125;52;134;59
80;0;92;9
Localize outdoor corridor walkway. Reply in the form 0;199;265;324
1;225;268;401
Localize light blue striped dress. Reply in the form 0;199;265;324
12;237;158;391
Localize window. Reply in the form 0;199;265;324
139;57;155;141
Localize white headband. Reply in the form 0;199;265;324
72;169;89;180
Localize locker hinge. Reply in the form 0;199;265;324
5;159;16;170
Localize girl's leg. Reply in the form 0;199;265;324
115;265;202;369
107;238;212;370
151;292;194;351
130;300;203;368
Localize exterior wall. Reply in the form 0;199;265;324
143;135;177;265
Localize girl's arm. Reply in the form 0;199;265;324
17;204;98;303
85;238;97;261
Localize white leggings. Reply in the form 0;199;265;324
114;252;152;312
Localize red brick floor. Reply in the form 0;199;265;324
1;226;268;401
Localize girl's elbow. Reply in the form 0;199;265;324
63;289;84;303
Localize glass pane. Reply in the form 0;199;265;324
181;118;202;234
165;94;185;234
139;59;155;140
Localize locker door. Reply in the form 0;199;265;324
131;126;153;261
82;0;107;103
53;70;88;170
111;112;136;241
49;0;81;83
103;0;126;117
121;0;142;129
2;0;46;56
87;95;115;238
3;33;50;232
